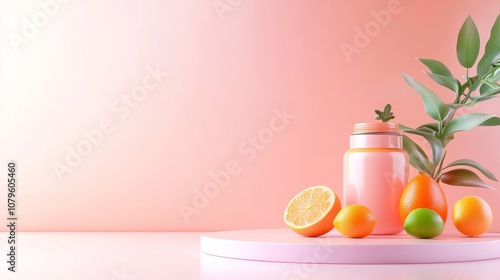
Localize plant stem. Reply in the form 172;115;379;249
434;151;447;181
461;88;473;104
437;121;443;139
454;92;462;103
460;68;471;104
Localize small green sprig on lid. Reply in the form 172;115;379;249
374;14;500;189
374;104;395;123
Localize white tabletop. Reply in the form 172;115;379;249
201;229;500;264
1;231;500;280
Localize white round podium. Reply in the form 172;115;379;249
200;229;500;264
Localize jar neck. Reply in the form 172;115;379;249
353;122;399;134
350;134;402;149
350;123;402;149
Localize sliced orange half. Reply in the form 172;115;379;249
284;185;341;237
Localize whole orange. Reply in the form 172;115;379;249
399;174;448;224
453;196;493;237
334;204;376;238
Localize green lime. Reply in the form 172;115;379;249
404;208;444;239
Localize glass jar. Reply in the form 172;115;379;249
343;123;409;234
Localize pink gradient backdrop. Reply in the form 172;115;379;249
0;0;499;232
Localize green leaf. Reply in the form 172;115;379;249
480;116;500;126
417;127;437;135
442;113;495;137
425;72;460;93
399;124;413;132
402;135;433;175
478;14;500;76
401;72;450;121
418;58;453;77
440;169;495;189
457;15;480;68
462;102;477;107
487;66;500;82
417;122;439;132
374;104;395;122
484;80;500;89
469;95;499;103
416;123;439;136
404;129;443;168
467;76;482;91
479;82;495;95
478;82;500;97
447;103;464;109
444;159;498;181
442;134;454;147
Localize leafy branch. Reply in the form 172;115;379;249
375;14;500;189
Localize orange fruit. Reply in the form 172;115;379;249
452;196;493;237
333;204;376;238
284;185;341;237
399;174;447;224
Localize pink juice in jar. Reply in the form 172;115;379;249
343;123;409;234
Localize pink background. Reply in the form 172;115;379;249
0;0;499;232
